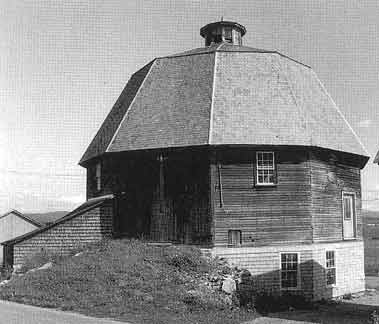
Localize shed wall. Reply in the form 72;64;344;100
11;201;113;268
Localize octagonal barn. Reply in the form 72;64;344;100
80;21;369;300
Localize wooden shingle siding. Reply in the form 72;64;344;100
211;148;313;247
309;150;362;242
12;201;113;267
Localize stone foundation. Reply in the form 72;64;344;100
210;240;365;300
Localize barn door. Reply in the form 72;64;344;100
342;193;356;239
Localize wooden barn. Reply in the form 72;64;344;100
0;210;42;265
4;21;369;300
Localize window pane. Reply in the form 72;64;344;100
344;197;352;220
228;230;241;247
281;253;298;288
326;268;336;285
224;27;232;42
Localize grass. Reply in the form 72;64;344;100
0;239;258;324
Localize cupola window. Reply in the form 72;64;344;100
223;27;232;43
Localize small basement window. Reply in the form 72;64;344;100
326;251;336;286
280;253;300;289
95;162;101;191
256;152;276;185
228;230;242;247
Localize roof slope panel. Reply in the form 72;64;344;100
107;53;215;152
281;58;367;156
79;61;154;165
210;52;311;146
210;52;367;157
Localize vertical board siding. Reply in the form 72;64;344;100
87;150;212;245
310;150;362;242
212;149;313;247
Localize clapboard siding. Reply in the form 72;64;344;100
310;150;362;242
211;148;313;246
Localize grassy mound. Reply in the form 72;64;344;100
0;239;257;324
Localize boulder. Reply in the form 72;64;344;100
38;262;53;270
222;277;236;294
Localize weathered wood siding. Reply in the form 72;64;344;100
87;150;212;245
309;150;363;242
11;201;113;268
211;148;313;247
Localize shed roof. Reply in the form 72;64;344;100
2;195;114;246
79;43;368;165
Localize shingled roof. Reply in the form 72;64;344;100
79;25;368;166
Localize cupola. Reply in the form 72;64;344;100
200;20;246;46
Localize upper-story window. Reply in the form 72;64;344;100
256;152;276;185
95;162;101;191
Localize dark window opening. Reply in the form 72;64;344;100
223;27;232;43
228;230;242;247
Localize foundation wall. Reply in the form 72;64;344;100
211;240;364;300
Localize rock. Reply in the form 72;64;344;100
38;262;53;270
12;265;22;275
143;294;154;302
222;277;236;294
0;280;9;286
74;252;83;257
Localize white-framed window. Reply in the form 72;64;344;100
280;252;300;289
326;250;336;286
256;152;275;185
228;230;242;247
95;162;101;191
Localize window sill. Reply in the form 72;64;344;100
255;183;277;188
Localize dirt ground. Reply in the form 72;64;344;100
246;277;379;324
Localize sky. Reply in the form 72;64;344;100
1;0;379;213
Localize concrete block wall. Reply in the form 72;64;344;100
12;201;114;268
212;240;364;300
